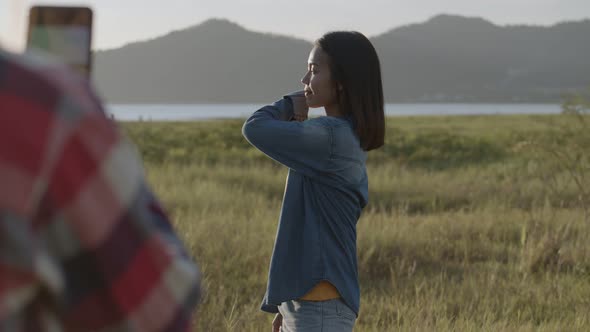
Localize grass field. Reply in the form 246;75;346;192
121;114;590;331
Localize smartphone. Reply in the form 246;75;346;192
26;6;93;77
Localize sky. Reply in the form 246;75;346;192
1;0;589;52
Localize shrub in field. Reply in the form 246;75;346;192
521;91;590;220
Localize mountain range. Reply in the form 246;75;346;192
93;15;590;103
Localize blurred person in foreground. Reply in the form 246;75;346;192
242;31;385;332
0;49;200;331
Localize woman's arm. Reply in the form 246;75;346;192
242;93;331;177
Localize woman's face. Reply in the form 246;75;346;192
301;46;339;109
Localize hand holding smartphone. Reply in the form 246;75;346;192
26;6;93;78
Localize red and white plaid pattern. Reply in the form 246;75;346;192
0;51;200;331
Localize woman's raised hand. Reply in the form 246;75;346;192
290;91;309;122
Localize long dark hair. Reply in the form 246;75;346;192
316;31;385;151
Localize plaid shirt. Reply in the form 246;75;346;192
0;51;200;331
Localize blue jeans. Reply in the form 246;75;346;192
278;299;356;332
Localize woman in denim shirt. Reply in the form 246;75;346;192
243;31;385;332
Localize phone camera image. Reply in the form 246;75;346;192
26;6;93;77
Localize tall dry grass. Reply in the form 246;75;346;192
122;114;590;331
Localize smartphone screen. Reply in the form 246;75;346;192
26;6;93;77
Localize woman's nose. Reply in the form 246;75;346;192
301;71;310;85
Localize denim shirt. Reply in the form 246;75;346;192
242;93;368;316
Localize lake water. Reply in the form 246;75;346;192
106;103;562;121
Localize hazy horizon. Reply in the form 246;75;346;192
1;0;589;52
